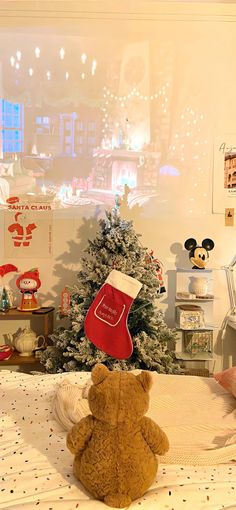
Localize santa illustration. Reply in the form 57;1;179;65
8;212;37;247
16;269;41;311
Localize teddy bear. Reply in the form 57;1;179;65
66;364;169;508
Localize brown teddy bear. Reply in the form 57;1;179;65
66;364;169;508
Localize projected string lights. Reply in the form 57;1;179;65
167;106;209;214
101;82;170;151
9;48;98;81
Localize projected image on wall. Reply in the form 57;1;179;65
0;28;211;215
224;153;236;189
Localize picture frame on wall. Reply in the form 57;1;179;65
213;135;236;213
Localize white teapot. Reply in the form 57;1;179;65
11;327;45;357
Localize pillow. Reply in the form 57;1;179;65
214;367;236;397
0;162;14;177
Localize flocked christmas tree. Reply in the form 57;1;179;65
41;209;180;373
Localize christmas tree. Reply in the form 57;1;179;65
41;210;180;373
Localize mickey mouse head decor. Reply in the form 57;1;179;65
184;238;215;269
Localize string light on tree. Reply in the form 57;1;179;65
91;59;97;76
16;50;22;61
35;47;40;58
59;47;65;60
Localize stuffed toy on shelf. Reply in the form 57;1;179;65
66;364;169;508
184;238;214;269
16;268;41;311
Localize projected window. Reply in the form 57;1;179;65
0;100;24;155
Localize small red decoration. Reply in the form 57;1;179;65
0;345;14;361
6;196;19;204
60;288;71;315
0;264;18;277
145;250;166;294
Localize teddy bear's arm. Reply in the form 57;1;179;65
66;414;94;455
141;416;169;456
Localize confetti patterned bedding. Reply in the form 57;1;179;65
1;370;236;510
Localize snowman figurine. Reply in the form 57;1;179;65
16;269;41;311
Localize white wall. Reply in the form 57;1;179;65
0;1;235;371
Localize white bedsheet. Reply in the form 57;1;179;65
1;370;236;510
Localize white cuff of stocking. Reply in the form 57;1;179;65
105;270;142;299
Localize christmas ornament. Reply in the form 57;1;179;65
60;288;71;316
84;270;142;359
16;268;41;311
145;250;166;293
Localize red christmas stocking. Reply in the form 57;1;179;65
84;270;142;359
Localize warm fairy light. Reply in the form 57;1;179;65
65;71;69;80
29;68;34;76
16;50;22;61
10;56;15;67
35;47;40;58
59;48;65;60
15;62;20;70
81;73;85;80
91;59;97;75
81;53;87;64
46;71;51;80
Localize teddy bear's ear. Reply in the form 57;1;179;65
91;364;109;385
136;371;153;391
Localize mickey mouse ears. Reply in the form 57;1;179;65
184;238;197;251
202;239;214;251
184;238;214;252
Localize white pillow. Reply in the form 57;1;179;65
0;162;14;177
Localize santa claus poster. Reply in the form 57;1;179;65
4;205;53;258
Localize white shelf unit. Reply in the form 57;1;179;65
175;268;215;372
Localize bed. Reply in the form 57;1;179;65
1;369;236;510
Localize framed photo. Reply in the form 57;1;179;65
213;135;236;213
